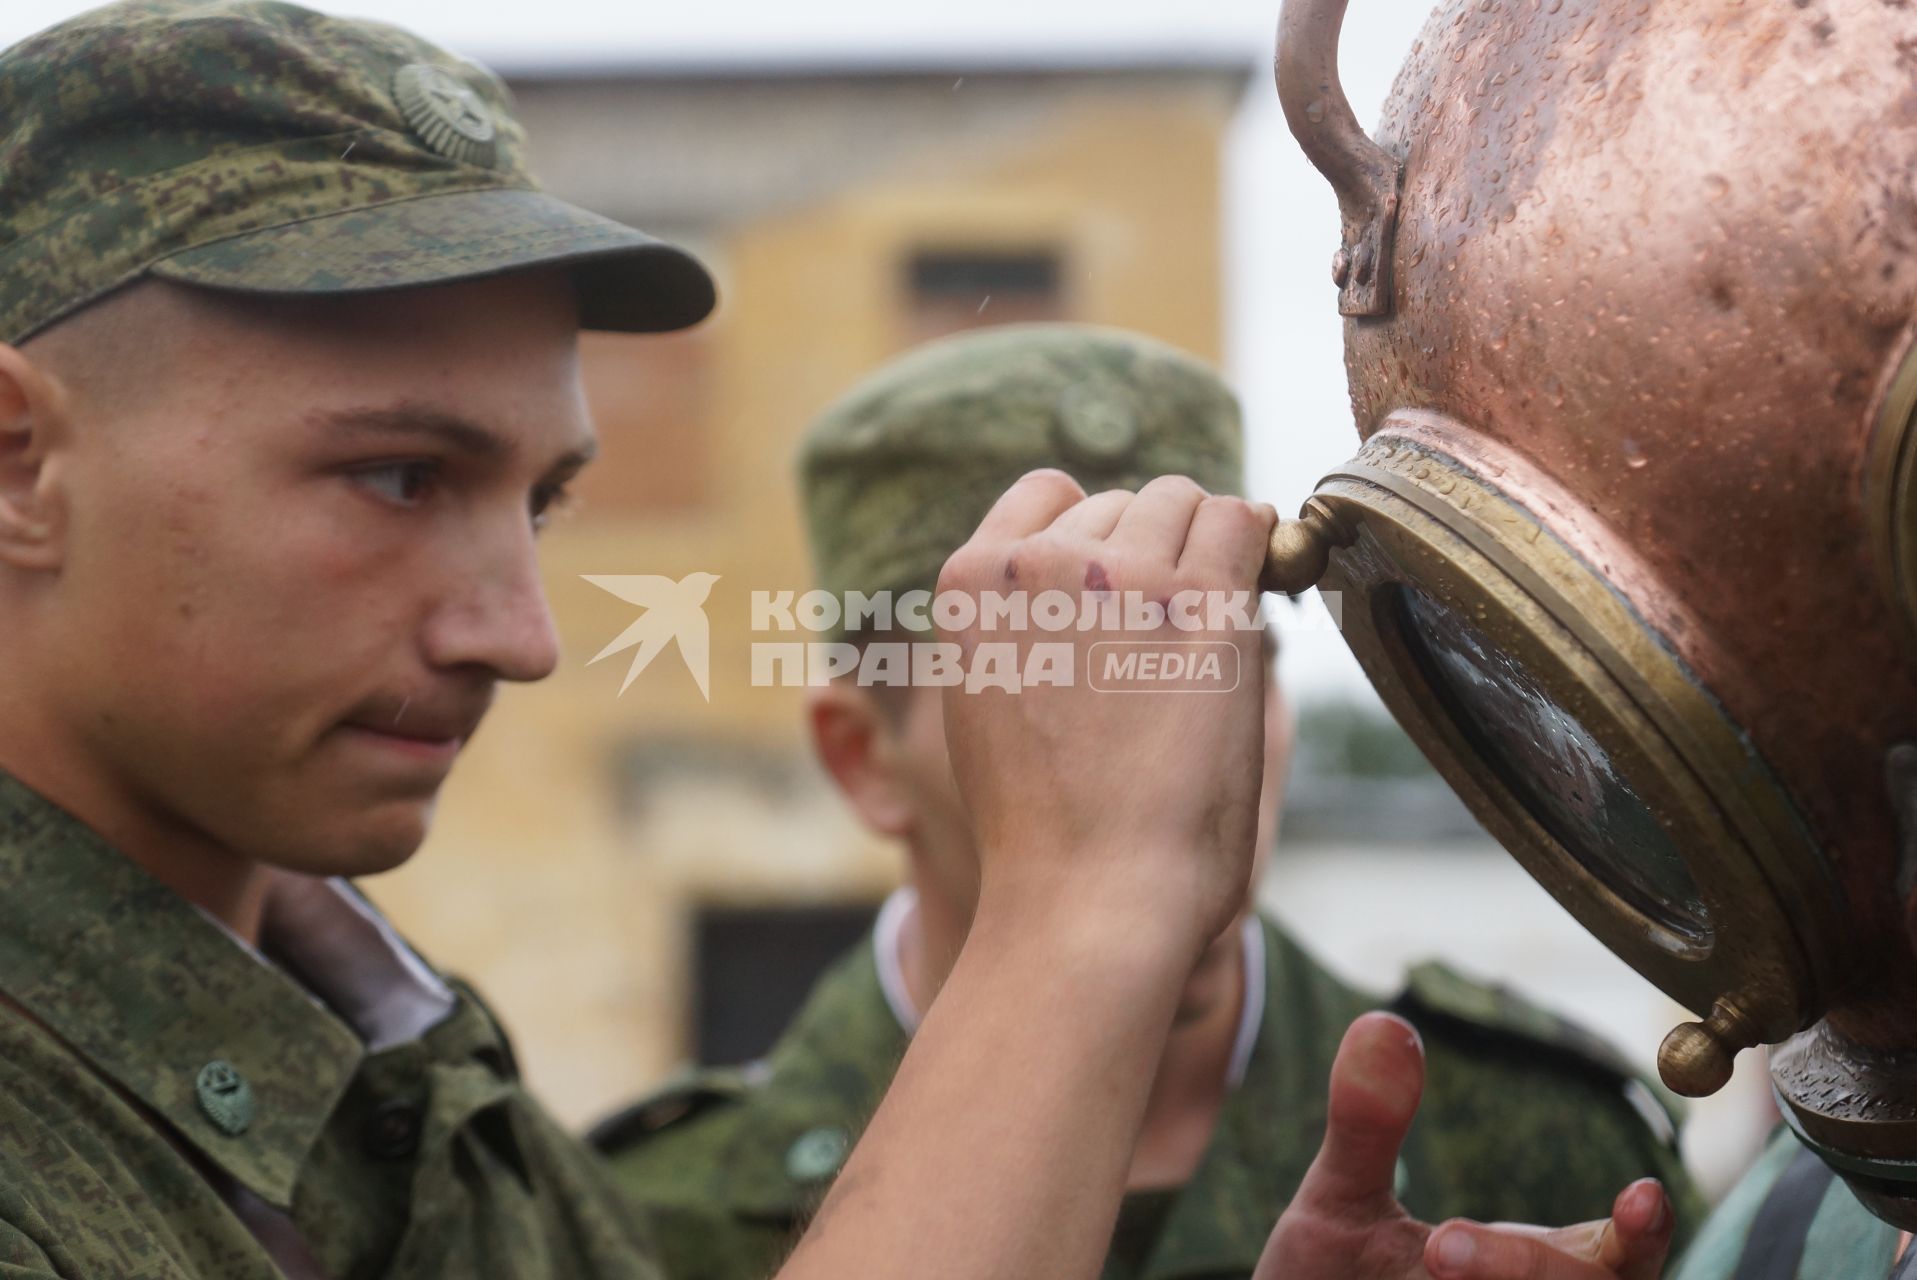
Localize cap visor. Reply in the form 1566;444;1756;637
149;187;716;333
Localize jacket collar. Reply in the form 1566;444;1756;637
0;769;452;1209
720;908;1377;1279
706;938;907;1217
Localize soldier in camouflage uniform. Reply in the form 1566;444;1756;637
0;5;1295;1279
0;3;716;1277
595;325;1707;1280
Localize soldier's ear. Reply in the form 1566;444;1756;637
0;343;71;572
806;682;915;838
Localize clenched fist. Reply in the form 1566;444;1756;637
937;469;1278;962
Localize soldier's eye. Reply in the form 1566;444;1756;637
353;461;438;507
531;482;575;531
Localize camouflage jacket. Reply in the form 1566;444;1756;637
597;913;1703;1280
0;770;659;1280
1668;1128;1904;1280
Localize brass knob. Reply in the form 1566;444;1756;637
1261;499;1345;595
1658;996;1760;1098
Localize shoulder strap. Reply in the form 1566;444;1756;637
1392;961;1636;1075
1730;1144;1836;1280
586;1066;757;1155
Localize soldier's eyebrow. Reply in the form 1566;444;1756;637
314;404;598;470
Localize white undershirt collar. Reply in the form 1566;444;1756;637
195;875;457;1051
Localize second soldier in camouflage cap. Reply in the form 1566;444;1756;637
0;0;714;345
599;325;1702;1280
798;323;1243;627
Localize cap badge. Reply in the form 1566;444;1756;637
1054;381;1140;467
394;63;497;167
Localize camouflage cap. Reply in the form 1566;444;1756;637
0;0;716;347
799;324;1244;624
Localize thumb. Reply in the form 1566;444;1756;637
1592;1178;1676;1280
1298;1012;1426;1214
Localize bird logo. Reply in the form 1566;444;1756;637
582;572;722;701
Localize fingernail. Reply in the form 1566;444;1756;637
1628;1178;1669;1233
1433;1229;1475;1272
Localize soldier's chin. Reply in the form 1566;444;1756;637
268;808;435;880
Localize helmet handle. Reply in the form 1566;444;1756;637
1276;0;1405;319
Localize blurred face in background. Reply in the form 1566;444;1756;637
811;630;1293;1019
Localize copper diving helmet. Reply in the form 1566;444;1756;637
1259;0;1917;1225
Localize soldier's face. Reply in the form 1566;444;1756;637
12;274;592;879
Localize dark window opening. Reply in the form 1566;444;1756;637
910;250;1061;298
692;901;882;1065
904;247;1068;343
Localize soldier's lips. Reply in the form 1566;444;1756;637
337;723;463;764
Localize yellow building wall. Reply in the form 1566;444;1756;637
365;83;1237;1128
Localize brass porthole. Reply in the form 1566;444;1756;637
1308;426;1849;1094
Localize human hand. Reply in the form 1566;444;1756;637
1254;1012;1675;1280
936;469;1277;960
